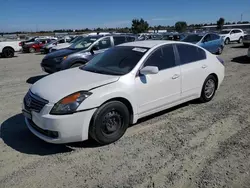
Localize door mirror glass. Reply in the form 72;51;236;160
140;66;159;75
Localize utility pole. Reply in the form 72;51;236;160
241;14;243;22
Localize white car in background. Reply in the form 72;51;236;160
22;40;225;145
50;35;87;52
0;41;22;58
219;29;245;45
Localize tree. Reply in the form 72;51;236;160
216;17;225;30
131;18;149;34
175;21;187;32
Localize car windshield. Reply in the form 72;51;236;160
69;36;84;44
182;35;203;42
80;46;149;76
220;30;230;34
69;36;100;49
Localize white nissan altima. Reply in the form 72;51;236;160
22;40;225;145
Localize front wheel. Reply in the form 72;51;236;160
199;75;217;103
70;63;84;68
224;38;230;45
89;101;130;145
29;47;35;53
216;45;223;55
238;37;243;44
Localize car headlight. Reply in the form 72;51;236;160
50;91;92;115
54;56;67;62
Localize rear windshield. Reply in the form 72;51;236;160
80;46;149;75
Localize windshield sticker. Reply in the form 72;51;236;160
132;47;147;53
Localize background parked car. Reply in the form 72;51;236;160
50;35;86;52
40;37;73;54
219;29;244;45
22;38;56;53
243;33;250;47
0;40;22;58
182;33;224;54
41;35;137;73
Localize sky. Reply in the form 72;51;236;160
0;0;249;32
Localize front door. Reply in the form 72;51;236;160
134;45;181;116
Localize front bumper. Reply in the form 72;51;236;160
23;102;96;144
41;58;62;73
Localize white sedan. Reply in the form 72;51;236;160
22;40;225;144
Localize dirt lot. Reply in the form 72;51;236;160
0;44;250;188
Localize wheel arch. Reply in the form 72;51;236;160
208;73;219;90
100;97;134;124
2;46;15;52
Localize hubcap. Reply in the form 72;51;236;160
101;110;123;135
204;79;215;98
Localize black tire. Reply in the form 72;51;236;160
29;47;35;53
216;45;223;55
199;75;217;103
70;63;84;68
2;47;14;58
89;101;130;145
238;37;243;44
224;38;230;45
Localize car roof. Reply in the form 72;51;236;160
119;40;176;48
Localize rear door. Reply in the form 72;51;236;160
210;34;222;53
175;44;208;99
200;34;213;52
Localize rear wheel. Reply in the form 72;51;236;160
224;38;230;45
29;47;35;53
199;75;217;103
89;101;130;145
217;45;223;55
2;47;14;58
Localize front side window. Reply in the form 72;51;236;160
113;36;126;45
81;46;148;75
94;37;112;50
203;34;212;42
176;44;206;65
143;45;176;70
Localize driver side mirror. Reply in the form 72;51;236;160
90;45;99;55
140;66;159;75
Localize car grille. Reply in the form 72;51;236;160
24;91;48;113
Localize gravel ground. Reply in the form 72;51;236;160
0;44;250;188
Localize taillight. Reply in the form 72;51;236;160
19;42;22;46
216;56;224;65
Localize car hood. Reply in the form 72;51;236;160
30;68;119;103
44;48;82;59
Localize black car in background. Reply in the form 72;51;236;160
41;34;137;73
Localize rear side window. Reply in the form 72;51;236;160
203;34;212;42
113;36;126;45
176;44;206;65
211;34;220;40
126;36;136;42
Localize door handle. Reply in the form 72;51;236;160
202;65;207;69
172;74;180;79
